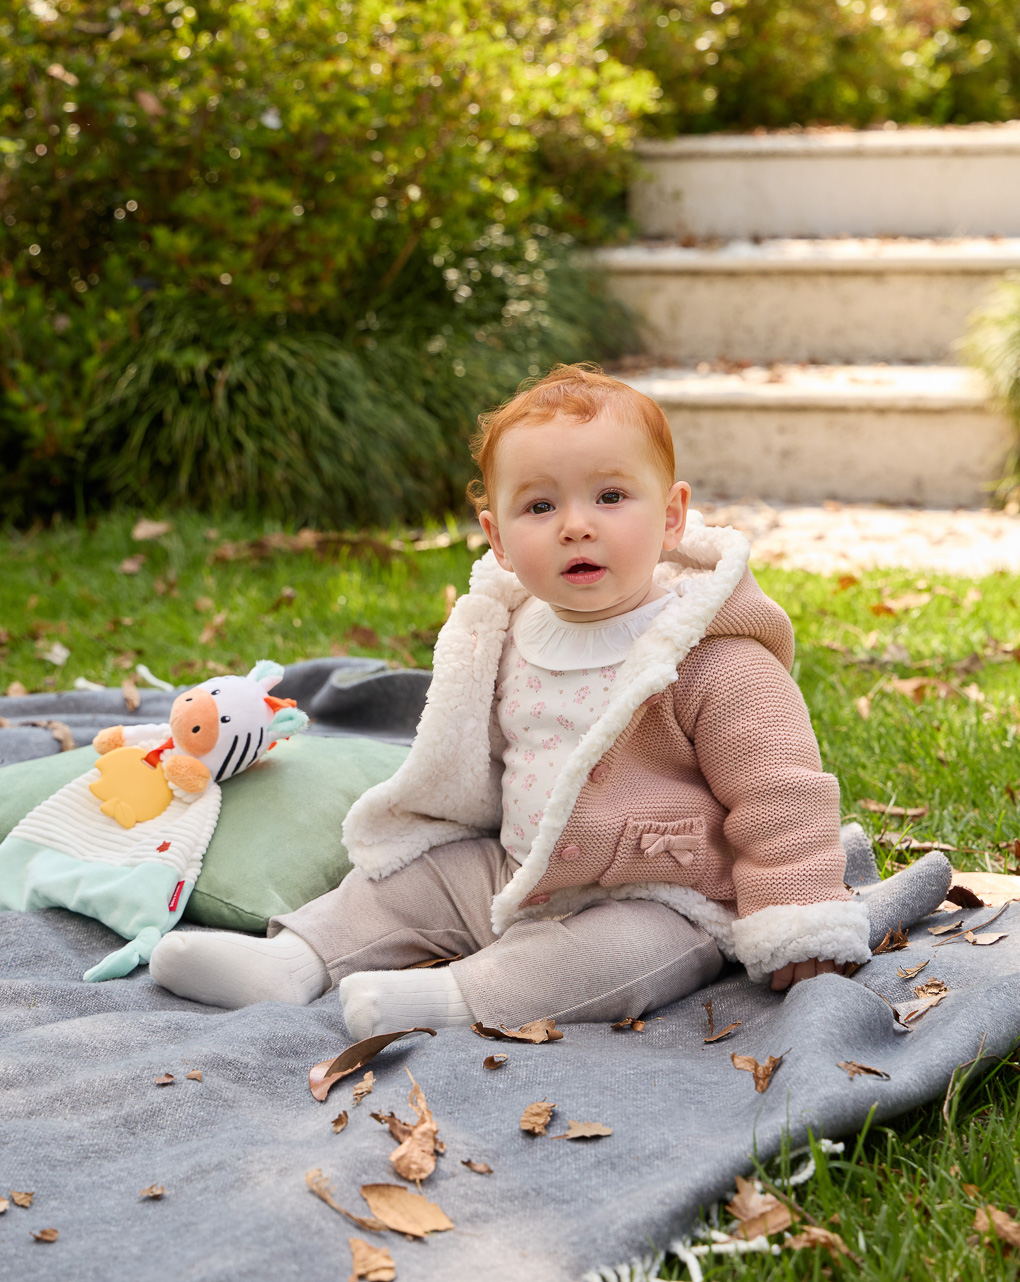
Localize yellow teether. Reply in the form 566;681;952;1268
89;746;174;830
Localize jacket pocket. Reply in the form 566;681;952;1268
599;816;707;887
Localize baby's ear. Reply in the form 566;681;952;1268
248;658;285;692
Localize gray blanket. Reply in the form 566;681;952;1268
3;665;1019;1281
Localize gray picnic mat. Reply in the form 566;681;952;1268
3;665;1020;1280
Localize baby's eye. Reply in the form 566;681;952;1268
598;490;624;505
528;500;553;515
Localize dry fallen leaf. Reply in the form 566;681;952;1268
731;1052;786;1094
787;1224;852;1258
0;1198;7;1214
483;1054;507;1070
470;1018;563;1043
914;978;949;1000
896;960;929;979
131;518;172;541
550;1120;613;1140
389;1070;440;1183
837;1061;891;1080
359;1184;454;1238
946;885;987;909
859;798;929;819
967;931;1008;946
199;610;228;646
185;1070;202;1082
963;1183;980;1198
121;677;141;712
119;554;147;575
975;1204;1020;1249
10;1191;34;1208
704;1021;743;1045
353;1071;375;1104
155;1073;175;1086
348;624;384;649
6;681;29;698
610;1017;646;1032
140;1185;165;1200
31;1228;59;1242
461;1159;493;1175
348;1237;396;1282
855;694;872;720
726;1176;793;1240
37;640;70;667
873;925;910;953
929;919;964;936
309;1028;437;1102
305;1170;388;1233
332;1111;350;1134
520;1100;556;1135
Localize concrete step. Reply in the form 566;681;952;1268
632;125;1020;240
618;364;1011;508
597;238;1020;365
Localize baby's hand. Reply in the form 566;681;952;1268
770;958;838;991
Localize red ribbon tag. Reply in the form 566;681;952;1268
168;881;185;913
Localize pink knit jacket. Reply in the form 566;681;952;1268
343;514;871;981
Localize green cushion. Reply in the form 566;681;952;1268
0;734;408;932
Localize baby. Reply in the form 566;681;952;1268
150;364;940;1032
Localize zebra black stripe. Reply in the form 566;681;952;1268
216;735;239;782
231;732;253;777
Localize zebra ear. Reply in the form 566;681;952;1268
268;706;309;738
248;658;285;691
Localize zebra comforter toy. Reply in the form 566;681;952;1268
0;660;308;981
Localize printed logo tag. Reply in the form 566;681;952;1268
168;881;185;913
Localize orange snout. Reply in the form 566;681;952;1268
169;687;219;757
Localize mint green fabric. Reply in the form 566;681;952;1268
0;735;408;933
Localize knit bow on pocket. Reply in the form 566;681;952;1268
640;832;697;866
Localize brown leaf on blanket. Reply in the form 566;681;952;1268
185;1070;202;1081
520;1100;556;1135
309;1028;437;1102
139;1185;165;1199
975;1204;1020;1249
305;1169;388;1233
10;1191;34;1208
787;1224;853;1258
947;885;987;909
121;677;141;712
873;924;910;953
726;1176;793;1239
31;1228;59;1242
461;1159;493;1175
154;1073;175;1086
388;1070;440;1183
731;1052;786;1093
482;1055;508;1070
859;798;929;819
837;1061;891;1080
352;1071;375;1104
348;1237;396;1282
704;1021;743;1045
967;931;1008;946
359;1184;454;1237
372;1112;413;1143
332;1111;349;1134
703;999;715;1038
471;1018;563;1043
896;960;929;979
611;1017;646;1032
0;1197;7;1214
549;1120;613;1140
929;920;964;936
914;978;949;1000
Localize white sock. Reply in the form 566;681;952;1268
338;967;474;1040
149;927;328;1009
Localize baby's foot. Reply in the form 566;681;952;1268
338;967;474;1040
149;926;328;1008
854;850;953;949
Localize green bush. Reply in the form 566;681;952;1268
616;1;1020;135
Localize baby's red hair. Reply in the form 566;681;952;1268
468;363;676;516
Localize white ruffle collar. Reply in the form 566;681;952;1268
512;591;678;670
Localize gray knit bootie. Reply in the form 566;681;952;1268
840;822;953;950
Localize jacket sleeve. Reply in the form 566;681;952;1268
674;636;870;981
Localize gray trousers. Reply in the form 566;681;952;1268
271;837;724;1028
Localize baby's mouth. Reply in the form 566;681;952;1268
561;561;606;584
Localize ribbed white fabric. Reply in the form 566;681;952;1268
513;591;676;669
149;927;328;1008
338;967;474;1040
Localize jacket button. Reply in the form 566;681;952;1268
589;763;608;783
526;893;551;906
559;845;581;861
643;692;663;707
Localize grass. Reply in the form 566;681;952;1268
3;512;1020;1277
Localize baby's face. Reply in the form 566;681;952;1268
478;412;689;622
